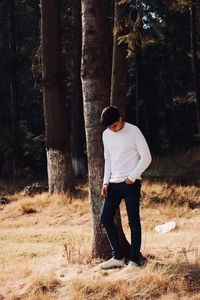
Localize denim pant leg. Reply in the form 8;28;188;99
100;184;123;259
124;180;141;263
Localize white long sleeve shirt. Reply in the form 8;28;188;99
103;122;152;184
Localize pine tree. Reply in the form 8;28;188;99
40;0;74;193
81;0;111;258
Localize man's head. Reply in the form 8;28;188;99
101;106;124;132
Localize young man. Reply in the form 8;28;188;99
99;106;152;269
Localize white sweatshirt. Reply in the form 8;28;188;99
103;122;152;184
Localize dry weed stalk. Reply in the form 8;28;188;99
63;238;91;265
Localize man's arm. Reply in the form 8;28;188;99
103;147;111;185
101;140;111;197
127;127;152;183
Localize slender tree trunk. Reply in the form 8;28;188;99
81;0;111;258
71;0;87;178
136;1;150;138
134;1;143;127
135;41;142;126
110;0;128;117
8;0;20;180
107;0;114;88
190;2;200;135
40;0;74;193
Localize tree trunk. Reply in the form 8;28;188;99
110;0;128;117
135;41;142;126
71;0;87;178
134;1;143;127
40;0;74;193
81;0;111;258
190;2;200;135
8;0;20;181
134;1;150;138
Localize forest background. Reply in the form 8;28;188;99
0;0;200;185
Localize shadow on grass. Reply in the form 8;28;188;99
153;260;200;294
69;187;88;200
147;195;200;209
147;147;200;187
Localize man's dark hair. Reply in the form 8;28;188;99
101;106;121;127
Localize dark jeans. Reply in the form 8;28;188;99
101;180;141;264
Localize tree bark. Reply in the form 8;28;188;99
135;40;142;126
81;0;111;258
8;0;20;180
134;1;143;127
40;0;74;193
190;1;200;135
71;0;87;178
110;0;128;117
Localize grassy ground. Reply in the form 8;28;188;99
0;180;199;300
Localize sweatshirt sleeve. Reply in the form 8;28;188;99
103;134;111;185
128;127;152;182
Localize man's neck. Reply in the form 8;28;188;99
119;122;125;131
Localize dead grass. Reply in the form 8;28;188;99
63;239;92;265
6;274;61;300
0;181;199;299
21;204;37;215
148;147;200;185
67;262;199;300
168;263;200;293
142;181;200;209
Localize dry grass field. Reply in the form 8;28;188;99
0;180;199;300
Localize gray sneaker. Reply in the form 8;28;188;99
99;257;125;269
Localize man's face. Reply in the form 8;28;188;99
108;117;124;132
